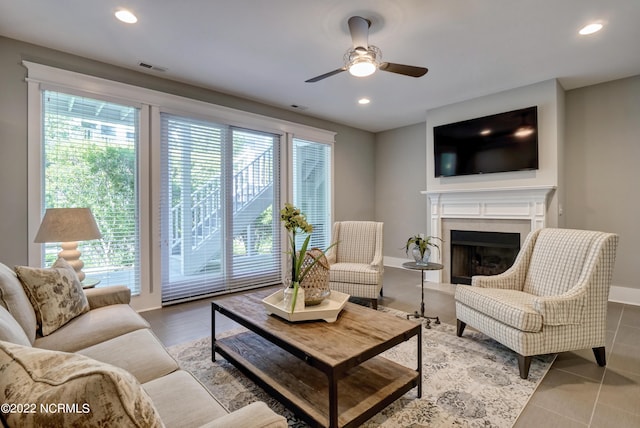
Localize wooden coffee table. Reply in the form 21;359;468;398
211;289;422;428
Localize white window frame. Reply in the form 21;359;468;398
24;61;335;311
25;64;153;310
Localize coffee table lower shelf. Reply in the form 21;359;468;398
214;331;419;428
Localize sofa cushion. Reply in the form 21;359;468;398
78;329;179;383
143;370;228;428
15;257;89;336
0;262;37;343
0;340;163;428
200;402;287;428
0;306;32;346
34;303;150;352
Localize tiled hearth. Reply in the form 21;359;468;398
423;186;556;283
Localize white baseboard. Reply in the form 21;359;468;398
609;285;640;307
385;256;412;269
384;257;640;307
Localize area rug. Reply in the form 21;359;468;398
168;308;554;428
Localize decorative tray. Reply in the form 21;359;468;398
262;290;350;323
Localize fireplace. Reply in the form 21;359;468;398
450;230;520;284
423;186;556;283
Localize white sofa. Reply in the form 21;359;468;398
0;261;287;427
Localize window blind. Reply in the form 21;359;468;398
160;113;281;302
42;90;141;293
292;138;332;250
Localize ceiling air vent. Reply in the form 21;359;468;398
138;62;167;72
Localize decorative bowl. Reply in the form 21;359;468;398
262;290;349;323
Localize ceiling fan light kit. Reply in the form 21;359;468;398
345;45;381;77
305;15;428;83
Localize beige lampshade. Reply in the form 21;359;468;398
34;208;102;282
34;208;102;243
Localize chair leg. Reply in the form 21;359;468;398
517;354;532;379
593;346;606;366
456;320;466;337
371;299;378;310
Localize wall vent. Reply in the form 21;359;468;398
138;62;167;72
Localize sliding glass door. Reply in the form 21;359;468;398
160;113;281;302
28;63;334;309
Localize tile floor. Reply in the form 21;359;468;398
141;266;640;427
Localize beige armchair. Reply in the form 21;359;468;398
326;221;384;309
455;228;619;379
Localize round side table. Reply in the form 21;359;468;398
81;277;101;289
402;261;444;328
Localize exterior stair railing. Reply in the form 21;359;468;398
170;147;273;257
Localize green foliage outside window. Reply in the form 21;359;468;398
44;113;137;269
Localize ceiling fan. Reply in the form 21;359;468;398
305;16;428;83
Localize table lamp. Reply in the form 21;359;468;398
34;207;102;282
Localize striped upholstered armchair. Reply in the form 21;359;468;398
455;228;619;379
326;221;384;309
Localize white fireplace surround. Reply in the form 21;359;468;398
421;185;556;282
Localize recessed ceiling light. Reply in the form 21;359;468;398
579;23;603;35
480;129;492;136
115;9;138;24
358;98;371;105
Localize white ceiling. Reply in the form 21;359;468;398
1;0;639;132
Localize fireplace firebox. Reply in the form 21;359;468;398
450;230;520;285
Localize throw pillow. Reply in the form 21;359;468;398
0;340;163;428
15;258;89;336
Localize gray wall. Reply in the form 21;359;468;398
0;36;376;267
375;123;427;261
332;125;376;221
564;75;640;289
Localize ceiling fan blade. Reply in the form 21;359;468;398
305;68;347;83
348;16;370;50
379;62;428;77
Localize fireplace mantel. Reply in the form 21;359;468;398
420;186;555;282
421;185;556;232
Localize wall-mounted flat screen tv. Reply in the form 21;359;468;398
434;106;538;177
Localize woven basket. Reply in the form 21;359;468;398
300;248;331;305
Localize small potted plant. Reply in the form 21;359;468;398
404;233;442;266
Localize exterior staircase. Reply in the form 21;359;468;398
170;147;274;275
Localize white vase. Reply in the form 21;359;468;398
412;246;431;266
282;283;305;313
